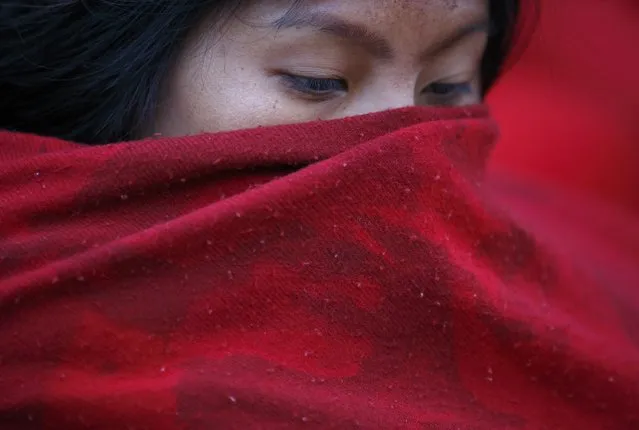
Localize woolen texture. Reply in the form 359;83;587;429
1;107;638;429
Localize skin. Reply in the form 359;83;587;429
153;0;488;136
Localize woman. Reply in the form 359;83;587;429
1;0;518;142
1;1;638;429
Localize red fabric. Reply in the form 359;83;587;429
488;0;639;213
0;107;638;429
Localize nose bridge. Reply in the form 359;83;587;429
337;78;417;118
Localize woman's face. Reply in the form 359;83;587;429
153;0;488;136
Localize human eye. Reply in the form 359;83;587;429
422;81;475;106
279;74;348;100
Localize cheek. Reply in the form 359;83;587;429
157;63;328;135
206;82;328;132
159;56;328;135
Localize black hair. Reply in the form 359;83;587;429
0;0;522;144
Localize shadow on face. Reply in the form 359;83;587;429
153;0;489;137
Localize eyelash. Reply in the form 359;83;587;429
281;74;473;104
280;74;348;99
422;82;473;105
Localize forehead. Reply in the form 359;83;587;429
235;0;489;62
244;0;488;24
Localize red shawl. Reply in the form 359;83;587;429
1;107;638;429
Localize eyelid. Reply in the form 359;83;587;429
278;73;348;100
273;64;346;81
422;82;473;94
284;74;347;90
420;81;478;106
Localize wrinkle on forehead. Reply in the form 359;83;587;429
237;0;488;58
285;0;480;11
287;0;488;30
253;0;485;20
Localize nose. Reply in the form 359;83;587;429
332;79;418;118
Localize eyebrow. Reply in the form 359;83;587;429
274;12;394;59
273;10;490;62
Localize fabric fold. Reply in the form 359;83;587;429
1;106;637;429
